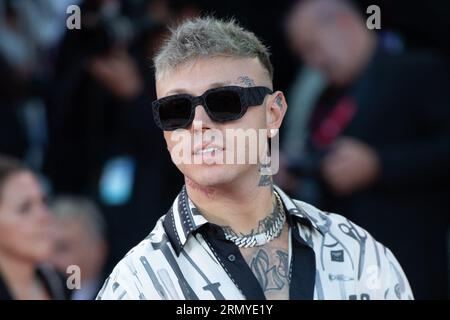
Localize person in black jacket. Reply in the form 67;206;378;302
0;155;68;300
44;1;183;275
284;0;450;299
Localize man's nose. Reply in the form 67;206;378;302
190;104;214;132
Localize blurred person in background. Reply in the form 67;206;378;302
0;0;74;171
283;0;450;299
0;155;68;300
44;0;185;275
50;196;108;300
0;0;47;165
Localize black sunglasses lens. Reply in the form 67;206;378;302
205;90;242;121
159;97;192;129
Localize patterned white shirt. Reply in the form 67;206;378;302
97;185;413;300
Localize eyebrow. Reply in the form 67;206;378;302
164;81;235;96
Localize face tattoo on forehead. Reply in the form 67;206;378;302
238;76;256;87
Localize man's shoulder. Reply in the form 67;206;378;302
292;199;356;228
118;215;171;262
291;198;381;250
96;215;176;299
291;199;415;300
107;215;173;275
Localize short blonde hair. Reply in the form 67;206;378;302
153;16;273;81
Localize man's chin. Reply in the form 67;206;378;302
186;166;238;187
191;175;233;188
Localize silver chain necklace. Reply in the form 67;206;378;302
223;191;286;248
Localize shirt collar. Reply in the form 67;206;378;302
163;184;322;256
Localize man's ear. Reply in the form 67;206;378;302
266;91;288;137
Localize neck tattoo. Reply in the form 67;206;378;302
222;191;286;248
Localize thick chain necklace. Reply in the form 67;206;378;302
223;191;286;248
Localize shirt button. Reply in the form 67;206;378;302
228;254;236;262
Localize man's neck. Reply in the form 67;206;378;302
185;171;275;234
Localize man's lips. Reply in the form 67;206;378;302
193;144;224;155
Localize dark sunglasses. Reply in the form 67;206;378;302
152;86;273;131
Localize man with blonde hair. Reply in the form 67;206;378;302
97;17;412;300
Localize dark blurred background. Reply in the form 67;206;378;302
0;0;448;299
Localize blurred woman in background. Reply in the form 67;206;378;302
0;155;68;300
